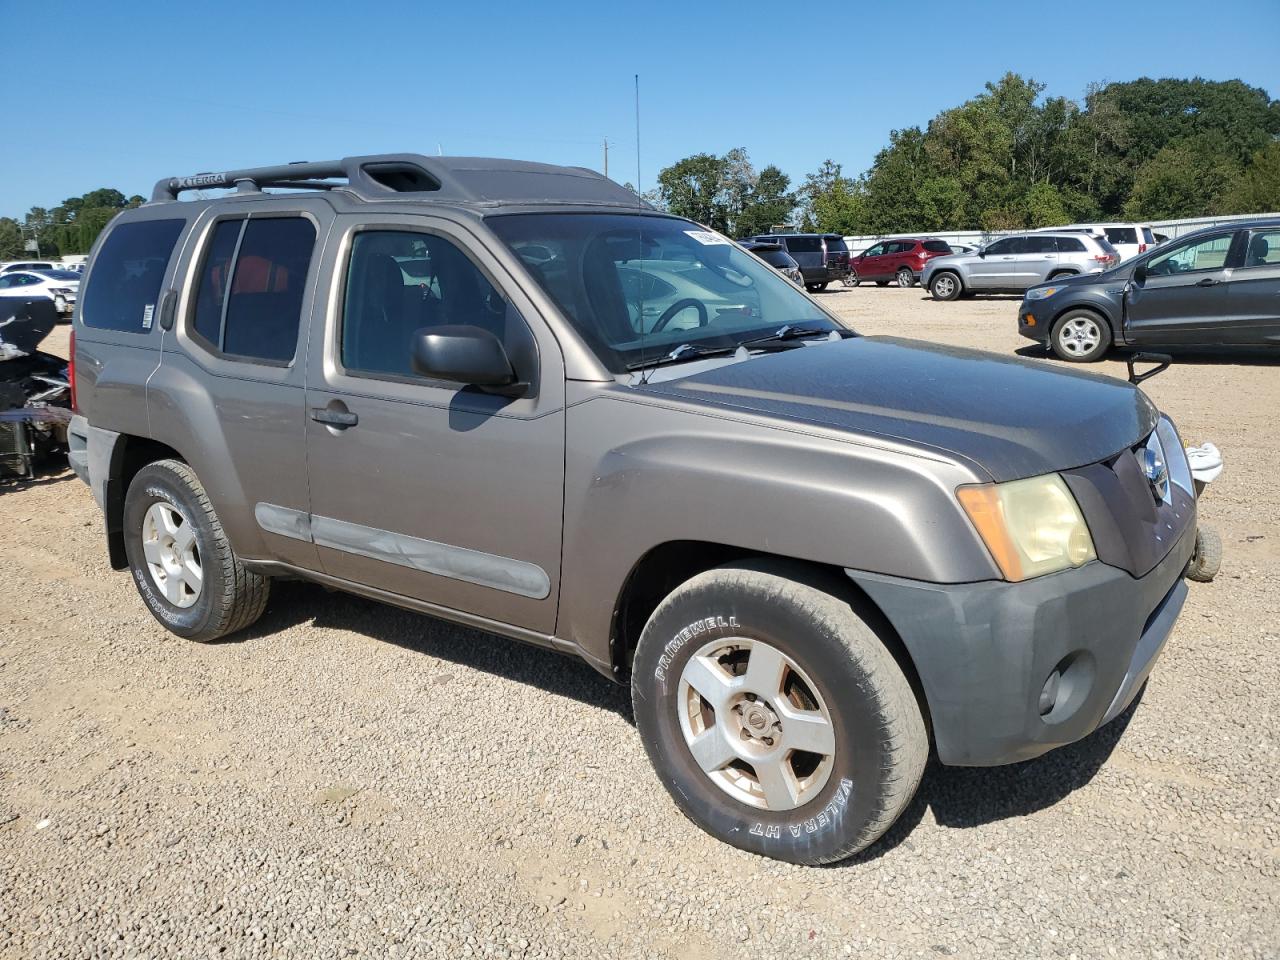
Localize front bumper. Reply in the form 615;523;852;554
846;519;1194;766
1017;298;1052;344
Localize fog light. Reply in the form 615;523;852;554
1039;669;1061;716
1023;314;1036;327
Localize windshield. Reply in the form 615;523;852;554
487;213;844;373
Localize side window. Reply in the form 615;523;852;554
985;238;1016;255
1147;233;1234;276
190;216;316;363
341;230;529;381
1243;230;1280;268
1025;237;1056;254
0;275;15;289
864;243;885;257
80;219;185;332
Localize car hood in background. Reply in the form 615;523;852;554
639;336;1158;482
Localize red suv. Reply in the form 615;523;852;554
851;238;953;288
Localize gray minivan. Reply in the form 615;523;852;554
923;232;1120;300
68;154;1195;865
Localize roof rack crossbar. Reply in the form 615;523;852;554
152;160;348;201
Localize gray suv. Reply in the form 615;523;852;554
923;232;1119;301
67;154;1195;865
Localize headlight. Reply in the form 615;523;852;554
1024;286;1057;301
957;474;1095;581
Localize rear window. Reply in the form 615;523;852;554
923;241;951;253
824;237;849;253
1095;237;1121;257
1105;227;1137;245
190;216;316;363
81;219;184;333
783;236;822;253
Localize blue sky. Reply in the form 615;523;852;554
2;0;1278;216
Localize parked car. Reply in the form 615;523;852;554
1020;219;1280;361
1035;223;1155;263
923;232;1120;301
69;153;1195;865
0;261;57;274
741;233;850;291
741;240;803;285
850;238;953;287
0;269;81;317
948;243;976;255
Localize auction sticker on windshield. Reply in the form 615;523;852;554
685;230;731;246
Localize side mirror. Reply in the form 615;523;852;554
411;325;526;396
977;248;987;258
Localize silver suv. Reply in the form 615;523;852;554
67;154;1194;865
923;232;1119;301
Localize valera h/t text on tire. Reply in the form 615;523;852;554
67;154;1196;864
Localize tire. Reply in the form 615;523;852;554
1050;309;1112;362
896;268;915;288
805;283;819;292
123;459;270;642
631;560;928;865
929;271;962;301
1186;526;1222;583
844;270;861;288
1047;270;1077;281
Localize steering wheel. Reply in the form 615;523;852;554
651;298;709;332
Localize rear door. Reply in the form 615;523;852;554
302;215;566;633
1224;226;1280;345
1124;230;1238;344
1021;235;1060;284
152;199;332;572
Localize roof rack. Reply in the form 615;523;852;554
150;153;643;208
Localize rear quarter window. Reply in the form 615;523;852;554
923;241;952;253
81;219;185;333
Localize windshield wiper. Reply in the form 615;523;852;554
625;342;737;372
737;324;843;349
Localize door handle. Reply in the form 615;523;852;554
311;407;358;428
1195;277;1220;287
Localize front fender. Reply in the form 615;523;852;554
557;393;1000;665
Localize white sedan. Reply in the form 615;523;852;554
0;269;81;316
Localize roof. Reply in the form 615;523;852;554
150;153;649;211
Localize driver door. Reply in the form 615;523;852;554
1124;231;1238;345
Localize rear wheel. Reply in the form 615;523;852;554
1186;526;1222;582
123;459;270;642
1047;270;1077;281
896;268;915;288
844;270;861;287
929;271;962;301
632;560;928;865
1050;310;1111;362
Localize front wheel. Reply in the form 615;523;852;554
929;272;961;301
631;561;928;865
896;268;915;288
1050;310;1112;362
123;459;270;642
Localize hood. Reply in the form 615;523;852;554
639;337;1158;482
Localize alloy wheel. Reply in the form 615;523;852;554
677;637;836;811
141;501;203;608
1057;316;1102;357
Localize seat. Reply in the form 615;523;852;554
1246;235;1270;267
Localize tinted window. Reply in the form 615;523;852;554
1142;228;1156;244
784;236;822;253
190;217;315;363
1094;237;1120;257
81;219;184;332
755;249;794;269
1105;227;1137;244
35;270;81;281
1055;236;1086;252
1025;237;1057;254
923;241;951;253
824;237;849;253
1243;230;1280;267
985;237;1024;255
342;230;529;380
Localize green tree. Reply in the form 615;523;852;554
736;165;795;236
655;150;794;236
656;153;729;229
1222;142;1280;213
1124;137;1239;220
0;218;24;260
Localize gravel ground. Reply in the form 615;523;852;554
1;291;1277;959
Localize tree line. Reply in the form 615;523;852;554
651;74;1280;236
0;189;146;261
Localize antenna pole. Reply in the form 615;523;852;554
603;136;609;178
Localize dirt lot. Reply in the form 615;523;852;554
1;291;1277;959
